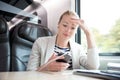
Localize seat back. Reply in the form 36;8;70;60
10;21;52;71
0;17;10;71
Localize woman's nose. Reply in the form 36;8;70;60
65;26;71;32
65;27;71;33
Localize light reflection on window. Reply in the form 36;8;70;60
81;0;120;53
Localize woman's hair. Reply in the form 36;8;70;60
58;10;79;23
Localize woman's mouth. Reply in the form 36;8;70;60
63;33;69;37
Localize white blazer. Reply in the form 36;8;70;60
27;35;100;71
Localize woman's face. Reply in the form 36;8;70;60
57;15;78;40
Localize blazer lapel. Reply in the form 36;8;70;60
69;40;78;69
44;35;56;63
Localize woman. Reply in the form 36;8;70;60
27;10;100;72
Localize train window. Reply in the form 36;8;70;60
80;0;120;54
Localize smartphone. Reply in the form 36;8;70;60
56;53;71;63
56;59;68;63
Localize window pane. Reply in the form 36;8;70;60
81;0;120;53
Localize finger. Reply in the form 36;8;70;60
48;62;69;71
51;53;57;58
79;19;84;24
47;54;65;66
48;53;57;60
71;18;84;24
58;63;69;68
58;63;70;71
55;55;65;61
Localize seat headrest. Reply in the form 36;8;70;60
18;22;52;42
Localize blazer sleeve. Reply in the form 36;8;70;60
27;39;41;71
79;47;100;70
86;48;100;69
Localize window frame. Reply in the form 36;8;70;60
75;0;81;44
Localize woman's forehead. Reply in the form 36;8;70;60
61;15;77;25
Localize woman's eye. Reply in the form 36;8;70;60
71;27;75;30
63;24;67;27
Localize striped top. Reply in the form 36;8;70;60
54;45;73;69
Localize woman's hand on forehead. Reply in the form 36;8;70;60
70;18;84;26
70;18;90;32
